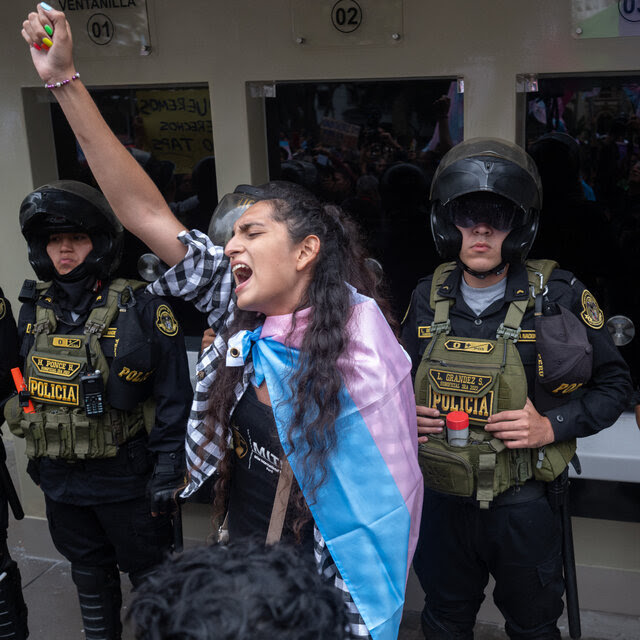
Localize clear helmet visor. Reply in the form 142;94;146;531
206;190;262;246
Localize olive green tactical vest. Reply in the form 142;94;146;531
5;279;154;460
415;260;576;508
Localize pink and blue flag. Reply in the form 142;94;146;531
231;290;423;640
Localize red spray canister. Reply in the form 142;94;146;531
446;411;469;447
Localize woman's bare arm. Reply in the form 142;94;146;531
21;4;188;266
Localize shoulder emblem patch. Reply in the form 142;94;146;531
580;290;604;329
0;298;5;320
155;304;179;336
104;327;117;339
418;326;432;339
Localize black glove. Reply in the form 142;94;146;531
147;451;185;516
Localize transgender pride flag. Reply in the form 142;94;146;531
231;290;423;640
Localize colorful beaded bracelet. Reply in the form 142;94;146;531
45;71;80;90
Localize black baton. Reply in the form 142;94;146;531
0;441;23;521
562;490;581;638
548;468;581;639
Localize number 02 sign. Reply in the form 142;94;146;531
331;0;363;33
52;0;151;56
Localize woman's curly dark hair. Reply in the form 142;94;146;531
205;181;395;530
127;540;349;640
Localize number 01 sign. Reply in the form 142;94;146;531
51;0;152;56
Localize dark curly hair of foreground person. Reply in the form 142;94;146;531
127;539;349;639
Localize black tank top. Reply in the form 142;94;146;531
227;385;314;552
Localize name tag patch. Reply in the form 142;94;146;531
518;330;536;342
51;337;82;349
28;376;79;406
444;339;494;354
31;356;81;378
429;369;493;395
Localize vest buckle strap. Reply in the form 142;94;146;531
430;320;451;336
33;320;51;335
84;322;106;335
529;271;549;299
496;323;521;341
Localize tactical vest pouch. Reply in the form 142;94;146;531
22;411;46;459
418;440;474;497
44;408;73;459
533;440;577;482
70;409;91;457
4;395;25;438
418;429;532;501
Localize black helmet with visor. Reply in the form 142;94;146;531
430;137;542;277
19;180;123;281
206;184;266;246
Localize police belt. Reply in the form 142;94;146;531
426;479;547;507
492;479;546;506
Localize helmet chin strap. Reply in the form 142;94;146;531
456;258;507;280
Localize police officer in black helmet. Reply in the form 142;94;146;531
401;138;631;639
4;180;192;640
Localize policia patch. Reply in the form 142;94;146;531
580;290;604;329
155;304;179;336
29;376;79;406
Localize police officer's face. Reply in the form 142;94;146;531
456;222;509;278
46;232;94;275
224;202;318;316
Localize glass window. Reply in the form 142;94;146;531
524;75;640;391
265;78;464;316
51;85;218;338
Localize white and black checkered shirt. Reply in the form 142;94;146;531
148;230;370;639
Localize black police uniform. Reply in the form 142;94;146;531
401;262;632;639
0;288;29;640
17;281;191;578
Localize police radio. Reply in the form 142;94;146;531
81;344;105;416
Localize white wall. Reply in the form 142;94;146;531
4;1;640;305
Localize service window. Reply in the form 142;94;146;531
264;78;464;316
523;74;640;392
50;85;217;338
